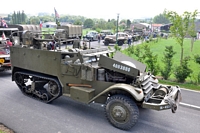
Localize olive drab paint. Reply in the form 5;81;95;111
10;43;181;130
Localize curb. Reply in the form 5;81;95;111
179;102;200;111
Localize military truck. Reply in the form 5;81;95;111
55;24;82;44
103;32;128;46
10;45;181;130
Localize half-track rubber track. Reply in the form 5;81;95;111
13;71;62;103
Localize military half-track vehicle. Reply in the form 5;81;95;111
103;32;128;46
10;45;181;130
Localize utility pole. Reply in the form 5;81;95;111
116;13;119;44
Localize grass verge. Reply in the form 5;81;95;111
159;79;200;91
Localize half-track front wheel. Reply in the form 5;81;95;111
105;95;139;130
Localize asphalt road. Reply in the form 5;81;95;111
0;70;200;133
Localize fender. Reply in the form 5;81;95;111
89;83;144;103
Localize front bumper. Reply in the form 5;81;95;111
142;86;182;113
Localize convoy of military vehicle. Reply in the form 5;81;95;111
0;23;181;130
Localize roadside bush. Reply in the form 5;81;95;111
134;46;145;62
193;54;200;84
114;44;121;52
190;72;200;85
161;46;176;80
126;45;134;56
95;28;101;33
194;54;200;64
108;46;114;58
143;44;160;75
174;56;192;83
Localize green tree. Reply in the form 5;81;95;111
84;19;94;28
165;10;198;63
74;19;82;25
3;14;12;24
21;10;26;24
174;56;192;83
110;19;117;26
29;16;40;25
188;12;198;52
193;54;200;84
11;10;27;24
161;46;176;80
127;19;131;29
105;22;115;30
134;46;145;62
18;11;22;24
143;44;159;75
153;13;170;24
120;19;126;24
12;11;17;24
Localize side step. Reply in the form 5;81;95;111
70;86;95;103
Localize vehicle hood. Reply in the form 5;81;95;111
113;51;146;73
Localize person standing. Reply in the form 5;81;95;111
128;34;132;45
98;34;101;44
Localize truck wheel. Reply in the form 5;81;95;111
118;40;123;46
104;40;109;46
105;95;139;130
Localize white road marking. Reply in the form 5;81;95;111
180;102;200;111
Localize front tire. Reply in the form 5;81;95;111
105;95;139;130
118;40;123;46
104;40;109;46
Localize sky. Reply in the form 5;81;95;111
1;0;199;20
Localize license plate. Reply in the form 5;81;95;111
5;57;10;60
